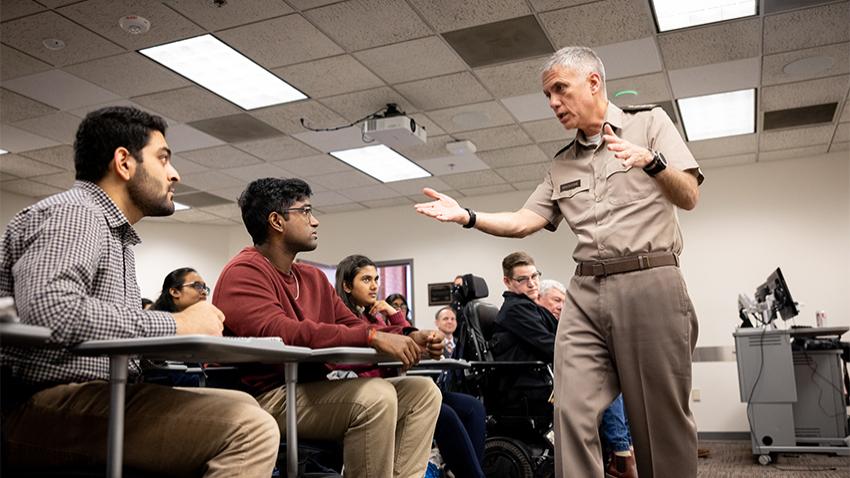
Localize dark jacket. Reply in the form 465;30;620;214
491;291;558;364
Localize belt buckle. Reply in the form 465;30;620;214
592;263;606;277
638;255;649;270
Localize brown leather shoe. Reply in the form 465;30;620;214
606;452;638;478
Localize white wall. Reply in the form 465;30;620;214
2;151;848;432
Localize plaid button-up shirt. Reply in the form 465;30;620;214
0;181;175;385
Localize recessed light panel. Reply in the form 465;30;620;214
0;149;8;155
652;0;756;32
173;201;190;211
678;89;755;141
330;144;431;183
139;34;307;110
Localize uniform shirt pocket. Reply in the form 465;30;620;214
605;160;656;206
551;177;591;225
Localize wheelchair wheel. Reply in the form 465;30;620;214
483;437;534;478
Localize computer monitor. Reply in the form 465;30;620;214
754;267;799;321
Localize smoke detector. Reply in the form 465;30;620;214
446;140;477;156
42;38;65;50
119;15;151;35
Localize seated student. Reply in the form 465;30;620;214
213;178;443;478
386;293;410;323
492;252;637;478
336;255;486;478
152;267;210;313
0;106;278;476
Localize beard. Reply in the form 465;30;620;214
127;163;174;217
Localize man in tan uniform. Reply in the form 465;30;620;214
415;46;703;477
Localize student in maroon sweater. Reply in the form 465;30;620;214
214;178;443;478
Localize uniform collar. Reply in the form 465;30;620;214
576;101;623;147
76;180;140;245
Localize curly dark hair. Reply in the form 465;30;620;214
238;178;312;245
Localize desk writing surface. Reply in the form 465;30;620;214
73;335;312;363
378;358;471;370
308;346;394;363
788;326;849;338
0;322;53;347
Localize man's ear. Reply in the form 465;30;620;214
588;72;602;95
503;276;511;290
112;147;135;182
268;211;285;234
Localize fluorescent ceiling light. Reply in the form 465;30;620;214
173;201;191;211
678;89;755;141
0;149;8;155
330;144;431;183
139;34;307;110
651;0;756;32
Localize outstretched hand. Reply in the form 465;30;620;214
602;124;653;168
414;188;468;224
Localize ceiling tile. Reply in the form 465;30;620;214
320;87;417;122
310;190;354;207
441;169;506;189
304;0;431;51
761;75;850;111
0;11;123;66
207;186;246;202
760;144;829;161
273;55;384;98
410;0;530;32
529;0;593;12
0;154;63;177
18;145;75;170
830;141;849;152
354;36;466;84
668;57;761;98
173;209;223;223
166;124;226;153
474;57;545;98
133;86;243;123
395;72;492;110
759;124;834;150
478;144;548;168
339;183;404;201
834;122;850;143
764;2;850;55
539;0;655;48
456;125;532;151
415;153;490;176
522;119;573;143
311;170;378;189
11;112;80;143
1;178;64;198
180;145;263;169
198;203;243;220
658;18;761;70
763;43;850;86
443;15;552;68
843;103;850;123
394;135;453;160
538;139;565;158
386;177;450;196
29;171;76;189
459;183;516;197
426;101;515;133
67;99;177;124
219;162;295;182
291;126;371;153
179;170;246;190
360;196;414;209
164;0;294;31
495;161;549;182
2;70;121;110
58;0;205;50
235;136;320;162
0;124;60;153
0;88;58;123
274;154;351;177
251;100;347;135
501;92;552;122
687;134;757;159
608;72;672;106
594;37;663;80
319;203;365;213
65;53;190;98
217;14;343;68
698;153;756;169
171;154;209;175
0;0;45;21
0;44;51;81
511;179;542;190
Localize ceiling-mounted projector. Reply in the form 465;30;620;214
362;115;427;148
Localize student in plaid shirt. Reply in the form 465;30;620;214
0;106;279;477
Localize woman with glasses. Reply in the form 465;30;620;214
336;255;486;478
385;293;410;323
152;267;211;313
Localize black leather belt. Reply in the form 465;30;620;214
575;252;679;277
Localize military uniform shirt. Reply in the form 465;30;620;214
523;103;704;262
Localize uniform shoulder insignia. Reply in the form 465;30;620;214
553;139;575;158
621;104;660;113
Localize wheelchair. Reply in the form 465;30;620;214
447;274;555;478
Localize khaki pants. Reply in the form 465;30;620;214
257;375;441;478
2;381;280;477
554;266;699;478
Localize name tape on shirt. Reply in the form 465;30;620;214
560;180;581;193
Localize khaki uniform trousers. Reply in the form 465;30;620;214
257;375;441;478
2;381;280;477
554;266;699;478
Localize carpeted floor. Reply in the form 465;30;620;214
697;440;850;477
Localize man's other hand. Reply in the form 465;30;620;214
173;301;225;336
409;329;445;360
414;188;468;224
370;331;421;369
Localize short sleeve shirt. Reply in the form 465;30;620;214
523;103;703;262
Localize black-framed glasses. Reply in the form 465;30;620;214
181;281;210;295
511;271;542;285
281;206;314;218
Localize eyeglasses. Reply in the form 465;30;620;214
181;281;210;295
511;271;542;285
281;206;314;218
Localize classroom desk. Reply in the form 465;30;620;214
0;322;53;347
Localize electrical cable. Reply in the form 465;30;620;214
298;104;402;133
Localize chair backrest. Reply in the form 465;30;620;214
459;300;499;362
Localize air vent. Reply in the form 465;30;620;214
173;192;233;208
443;15;553;68
764;103;837;130
188;113;282;143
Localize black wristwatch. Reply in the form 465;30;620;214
643;151;667;177
462;207;477;229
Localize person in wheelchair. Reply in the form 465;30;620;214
336;255;486;478
492;253;637;478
